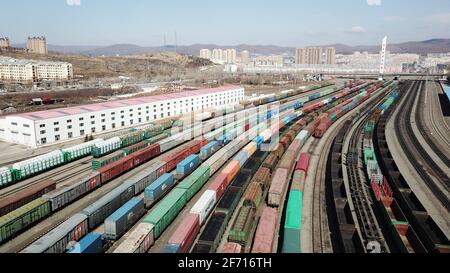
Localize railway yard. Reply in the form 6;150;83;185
0;78;449;254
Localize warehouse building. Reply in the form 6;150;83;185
0;85;245;147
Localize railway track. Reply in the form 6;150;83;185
344;91;391;253
394;80;450;211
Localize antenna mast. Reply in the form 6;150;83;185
379;36;387;78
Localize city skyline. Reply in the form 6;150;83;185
1;0;450;47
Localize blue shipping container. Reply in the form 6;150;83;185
67;233;103;253
200;141;219;160
104;197;145;240
176;154;200;177
161;243;181;253
144;173;175;206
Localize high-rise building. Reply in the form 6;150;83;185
27;36;48;55
0;37;10;48
212;49;224;63
326;47;336;64
241;50;250;65
224;49;236;64
199;49;211;59
295;47;335;65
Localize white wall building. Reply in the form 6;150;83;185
0;85;245;147
200;48;237;64
0;57;73;82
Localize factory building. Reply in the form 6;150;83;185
0;57;73;82
0;37;10;48
0;85;245;147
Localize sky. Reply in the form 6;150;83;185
1;0;450;47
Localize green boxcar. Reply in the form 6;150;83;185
91;150;125;170
121;141;148;155
282;190;302;253
364;148;376;165
143;188;187;240
0;198;51;244
120;131;146;147
228;206;255;245
176;166;211;201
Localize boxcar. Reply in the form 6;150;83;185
67;233;103;253
144;173;175;207
168;213;200;253
113;223;154;253
104;197;145;240
128;160;167;195
0;179;55;217
21;213;88;253
0;198;51;244
44;172;101;211
132;144;161;166
98;156;134;184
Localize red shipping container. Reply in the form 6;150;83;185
132;144;161;166
287;139;301;154
99;156;134;184
85;172;102;192
295;153;311;174
252;206;277;253
244;124;250;132
208;173;228;200
222;242;242;253
168;213;200;253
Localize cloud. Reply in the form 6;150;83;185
348;26;367;33
67;0;81;6
366;0;381;6
383;16;406;22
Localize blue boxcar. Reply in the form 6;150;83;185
254;136;264;148
144;173;175;207
103;197;145;240
176;154;200;178
67;233;103;253
199;141;219;161
161;243;181;253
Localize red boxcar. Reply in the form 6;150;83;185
0;179;56;217
132;144;161;166
252;206;277;253
208;173;228;200
295;153;311;174
163;140;205;171
168;213;200;253
98;156;134;184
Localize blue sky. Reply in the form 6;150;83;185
1;0;450;46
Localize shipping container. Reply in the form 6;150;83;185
143;188;187;239
144;173;175;207
252;206;277;253
295;153;311;174
67;233;103;253
221;160;241;185
175;154;200;179
132;144;161;166
0;179;55;217
190;190;216;225
98;156;134;184
208;173;228;200
233;151;249;168
282;190;302;253
21;213;88;253
81;181;135;230
268;168;289;207
168;213;200;253
176;166;211;201
128;160;167;195
199;141;219;161
113;223;154;253
104;197;145;240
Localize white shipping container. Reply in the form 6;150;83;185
114;223;154;253
190;190;217;225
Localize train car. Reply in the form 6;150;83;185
268;168;289;207
208;174;228;200
67;233;103;253
176;166;211;201
0;198;51;244
189;190;216;225
104;197;145;240
97;156;134;184
228;206;256;245
43;172;101;212
252;206;277;253
222;242;242;253
127;160;167;195
193;212;227;253
282;190;303;253
199;141;220;161
81;181;135;230
113;223;154;253
91;150;125;170
0;179;55;217
167;213;200;253
243;182;263;209
175;154;200;180
21;213;89;253
215;186;242;217
144;173;175;207
132;144;161;166
295;153;310;174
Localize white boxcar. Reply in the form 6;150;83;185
190;190;216;225
113;223;154;253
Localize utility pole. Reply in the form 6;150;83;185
379;36;387;80
174;31;178;53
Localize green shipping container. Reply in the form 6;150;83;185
176;166;211;201
0;198;51;243
282;190;302;253
364;148;376;165
143;188;187;240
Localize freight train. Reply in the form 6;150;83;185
7;80;366;251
